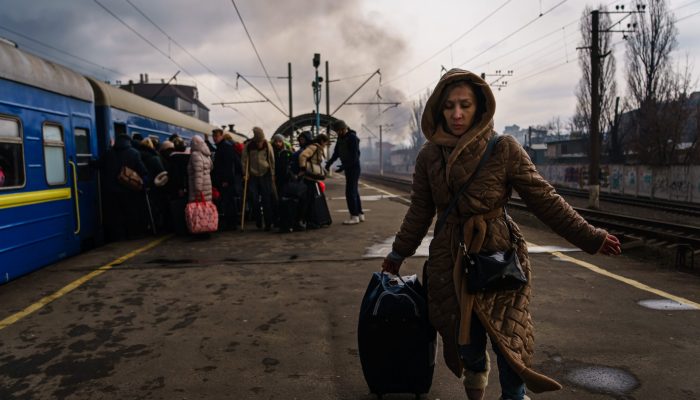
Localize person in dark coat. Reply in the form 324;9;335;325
212;128;242;230
327;120;364;225
138;138;166;184
131;132;144;149
290;131;312;175
288;131;313;229
164;137;191;234
271;134;292;197
99;133;149;241
241;127;276;231
138;138;168;233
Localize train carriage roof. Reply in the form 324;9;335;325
86;77;217;135
0;41;93;102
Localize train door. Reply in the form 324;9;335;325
70;116;99;246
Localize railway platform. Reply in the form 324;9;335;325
1;177;699;399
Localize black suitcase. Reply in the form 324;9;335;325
277;196;300;232
168;197;188;235
308;182;332;227
358;271;437;398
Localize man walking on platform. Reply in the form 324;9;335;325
326;120;364;225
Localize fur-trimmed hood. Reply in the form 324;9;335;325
421;68;497;181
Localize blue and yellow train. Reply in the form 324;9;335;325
0;40;218;284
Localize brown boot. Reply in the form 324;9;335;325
462;352;490;399
466;388;485;400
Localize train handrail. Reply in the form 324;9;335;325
69;161;80;235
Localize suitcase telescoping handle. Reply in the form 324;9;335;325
380;271;422;299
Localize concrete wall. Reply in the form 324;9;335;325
538;163;700;203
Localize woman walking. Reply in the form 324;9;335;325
381;69;621;400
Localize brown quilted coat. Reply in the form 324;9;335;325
390;69;608;393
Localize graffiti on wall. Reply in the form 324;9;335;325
540;164;700;203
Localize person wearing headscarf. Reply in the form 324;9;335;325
188;135;213;203
241;127;276;230
381;69;621;400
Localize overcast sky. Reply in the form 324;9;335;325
1;0;699;145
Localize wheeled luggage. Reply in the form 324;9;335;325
358;271;437;398
277;196;300;232
308;182;332;227
169;197;188;235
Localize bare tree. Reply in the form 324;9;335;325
409;90;429;157
624;0;692;166
575;5;617;141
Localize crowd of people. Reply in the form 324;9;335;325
99;120;360;241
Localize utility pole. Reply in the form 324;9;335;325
312;53;322;136
379;125;383;176
589;9;601;209
287;62;293;123
325;61;330;118
587;4;645;209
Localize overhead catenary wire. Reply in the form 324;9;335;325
508;2;700;86
230;0;287;115
402;0;570;102
122;0;259;127
92;0;224;102
93;0;266;131
383;0;513;86
456;0;569;68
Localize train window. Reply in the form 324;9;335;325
43;124;66;185
74;128;92;181
75;128;90;156
0;116;25;189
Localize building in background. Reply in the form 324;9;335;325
119;73;210;123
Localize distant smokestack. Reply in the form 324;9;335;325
145;73;149;83
139;74;143;84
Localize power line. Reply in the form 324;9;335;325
403;0;570;102
383;0;513;86
92;0;240;114
457;0;569;68
230;0;286;114
0;24;124;76
676;9;700;22
122;0;260;126
472;20;578;71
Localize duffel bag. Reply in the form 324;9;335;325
185;193;219;234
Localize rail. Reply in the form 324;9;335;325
362;172;700;251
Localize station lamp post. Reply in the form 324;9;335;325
312;53;323;137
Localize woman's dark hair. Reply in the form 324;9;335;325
314;133;329;144
434;80;487;133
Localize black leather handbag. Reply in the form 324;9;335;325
435;136;528;294
460;209;527;293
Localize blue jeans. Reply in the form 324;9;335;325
344;166;362;216
459;313;526;400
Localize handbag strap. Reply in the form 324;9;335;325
435;136;498;236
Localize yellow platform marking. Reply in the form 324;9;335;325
0;188;71;210
529;242;700;310
0;235;172;331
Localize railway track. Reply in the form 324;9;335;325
553;186;700;217
363;172;700;251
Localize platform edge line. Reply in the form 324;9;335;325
0;234;172;331
539;246;700;310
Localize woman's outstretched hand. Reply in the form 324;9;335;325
381;258;401;275
598;234;621;256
